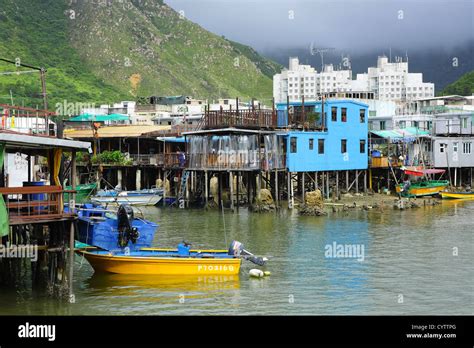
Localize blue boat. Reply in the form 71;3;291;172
75;203;158;251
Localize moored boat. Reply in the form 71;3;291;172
76;203;158;251
91;188;163;206
77;248;242;275
396;180;449;197
440;191;474;199
76;240;266;276
65;182;97;204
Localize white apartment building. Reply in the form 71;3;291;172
273;57;318;102
274;56;435;104
357;56;435;102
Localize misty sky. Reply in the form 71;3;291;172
165;0;473;53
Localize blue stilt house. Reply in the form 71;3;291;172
276;100;369;172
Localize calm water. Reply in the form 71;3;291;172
1;200;473;315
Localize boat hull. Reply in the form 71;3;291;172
79;250;242;275
76;206;159;251
91;194;162;206
65;183;97;204
396;181;448;197
440;192;474;199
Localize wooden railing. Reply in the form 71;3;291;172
288;111;326;130
0;186;71;225
130;154;160;165
156;153;186;168
205;109;277;129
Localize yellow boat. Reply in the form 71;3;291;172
440;191;474;200
78;248;242;275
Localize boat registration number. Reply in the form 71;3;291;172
197;264;235;272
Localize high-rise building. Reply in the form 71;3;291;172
273;56;435;104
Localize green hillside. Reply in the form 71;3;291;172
0;0;281;112
440;70;474;96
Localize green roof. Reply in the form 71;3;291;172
69;113;129;122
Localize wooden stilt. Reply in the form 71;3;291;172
355;169;359;193
346;170;349;192
302;172;305;202
247;172;252;205
364;170;367;193
336;171;339;198
229;171;234;211
163;170;167;207
387;169;390;190
236;171;240;210
322;171;325;196
287;171;291;209
315;171;318;189
369;169;373;190
290;172;295;209
326;171;329;199
218;172;223;208
275;170;279;208
204;170;208;207
257;171;261;194
68;221;74;302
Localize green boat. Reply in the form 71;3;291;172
65;183;97;204
396;180;449;198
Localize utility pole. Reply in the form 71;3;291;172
0;58;48;111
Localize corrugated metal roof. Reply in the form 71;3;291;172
68;113;129;122
64;125;171;138
0;131;91;151
370;127;430;139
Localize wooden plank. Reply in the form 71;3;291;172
0;185;63;194
6;201;58;208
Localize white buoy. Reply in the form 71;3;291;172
249;269;264;278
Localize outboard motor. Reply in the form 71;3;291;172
228;240;244;256
117;204;140;248
228;240;266;266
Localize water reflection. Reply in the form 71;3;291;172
85;273;240;293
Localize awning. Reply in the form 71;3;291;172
402;166;445;177
370;127;430;142
68;113;129;122
156;136;187;143
64;125;171;138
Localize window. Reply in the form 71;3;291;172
309;138;314;150
360;140;366;153
359;109;366;123
380;121;386;130
453;142;458;153
318;139;325;154
290;137;297;153
462;118;468;128
331;107;337;121
341;108;347;122
427;121;432;130
439;143;446;153
463;142;472;154
413;121;419;128
341;139;347;153
399;121;406;129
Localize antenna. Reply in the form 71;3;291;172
309;42;335;71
